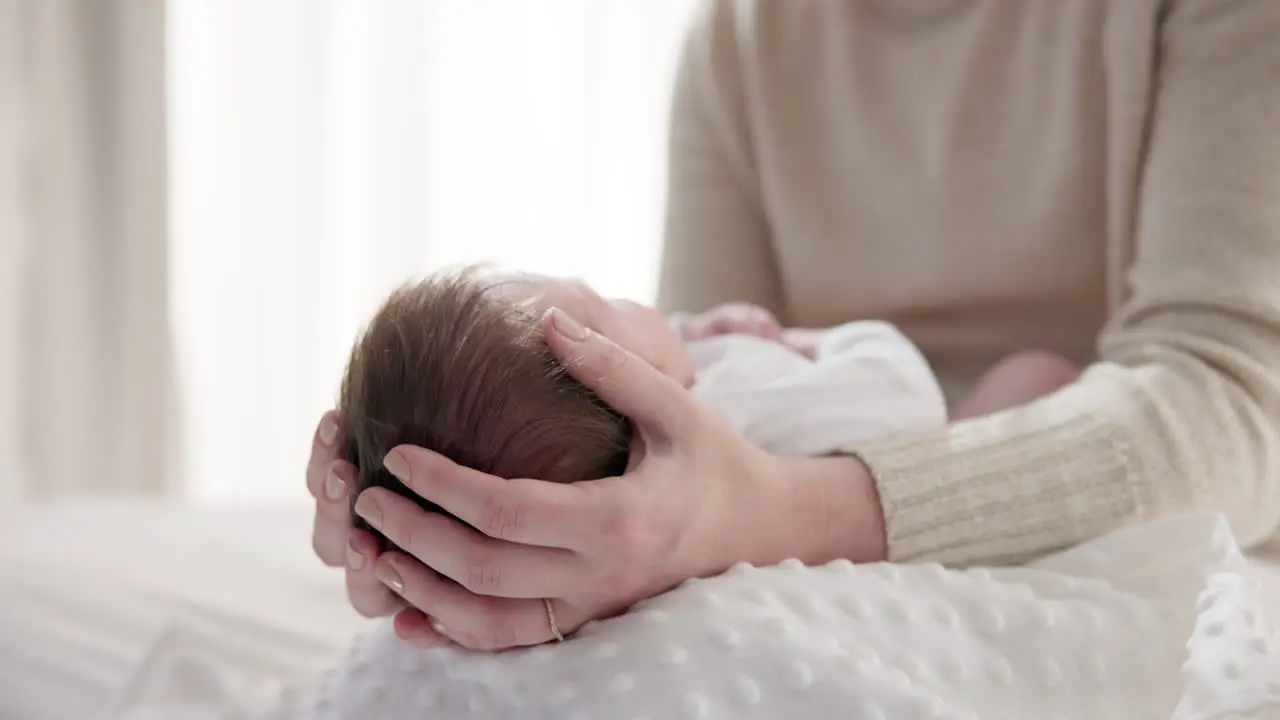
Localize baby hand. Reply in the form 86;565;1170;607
678;302;784;342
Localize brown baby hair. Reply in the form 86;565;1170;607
337;268;632;548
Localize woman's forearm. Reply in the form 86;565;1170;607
739;454;888;570
851;355;1280;567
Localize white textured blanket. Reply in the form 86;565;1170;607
6;504;1276;719
298;514;1279;720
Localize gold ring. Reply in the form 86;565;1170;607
543;598;565;643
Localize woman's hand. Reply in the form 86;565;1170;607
305;273;688;642
307;411;458;644
489;271;694;384
348;307;887;650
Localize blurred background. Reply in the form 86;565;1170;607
1;0;696;507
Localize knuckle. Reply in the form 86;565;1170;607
375;508;406;551
452;631;485;651
601;568;643;600
311;527;341;566
487;623;520;650
475;600;506;627
479;494;524;540
456;625;509;652
347;581;391;619
455;605;515;650
352;600;384;620
401;520;430;560
598;339;630;374
305;468;321;500
477;616;520;650
306;456;330;500
603;505;650;559
463;549;502;594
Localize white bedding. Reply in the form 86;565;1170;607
2;501;1279;719
0;501;371;720
308;513;1280;720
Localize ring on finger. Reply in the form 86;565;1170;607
543;598;564;643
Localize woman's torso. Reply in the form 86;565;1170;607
737;0;1163;400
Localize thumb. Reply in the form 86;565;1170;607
540;307;692;443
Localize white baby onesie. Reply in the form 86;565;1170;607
686;320;948;455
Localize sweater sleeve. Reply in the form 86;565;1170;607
848;0;1280;566
654;0;787;319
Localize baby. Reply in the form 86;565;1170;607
338;268;1079;547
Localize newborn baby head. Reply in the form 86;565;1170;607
338;270;636;547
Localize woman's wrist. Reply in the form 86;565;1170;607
741;454;888;568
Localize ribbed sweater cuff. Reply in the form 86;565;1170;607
847;410;1145;567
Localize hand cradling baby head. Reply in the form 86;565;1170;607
337;268;689;549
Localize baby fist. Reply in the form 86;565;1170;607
679;303;783;342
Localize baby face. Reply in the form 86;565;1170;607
488;272;695;387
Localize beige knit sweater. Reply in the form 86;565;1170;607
656;0;1280;566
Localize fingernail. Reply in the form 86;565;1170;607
319;416;339;446
383;449;410;481
429;617;448;636
346;540;365;571
548;307;591;341
354;494;382;527
376;563;405;594
324;470;347;502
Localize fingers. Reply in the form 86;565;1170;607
344;527;406;618
382;445;596;548
355;487;584;599
309;412;358;568
392;609;450;647
541;307;694;442
308;413;352;541
311;497;349;568
376;551;562;650
306;411;346;499
488;274;610;331
308;411;401;618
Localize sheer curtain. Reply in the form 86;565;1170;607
1;0;176;502
168;0;696;504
